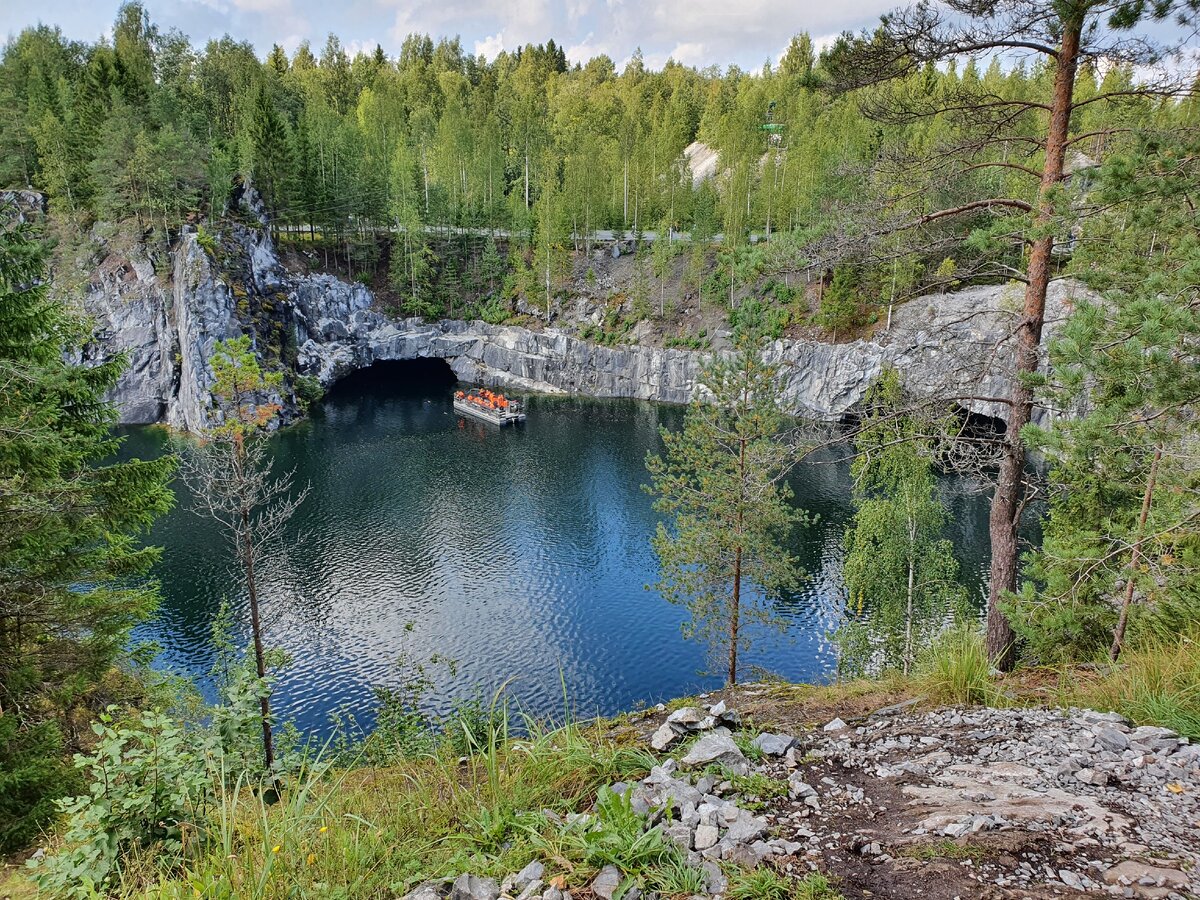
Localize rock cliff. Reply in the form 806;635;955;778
81;218;1083;434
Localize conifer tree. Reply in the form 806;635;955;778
0;225;175;850
647;303;805;683
1016;133;1200;662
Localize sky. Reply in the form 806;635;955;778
0;0;898;71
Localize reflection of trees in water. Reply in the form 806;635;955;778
119;395;998;732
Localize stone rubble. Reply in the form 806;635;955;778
398;699;1199;900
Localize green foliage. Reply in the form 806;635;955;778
728;867;843;900
647;311;806;683
0;225;175;852
918;626;999;707
293;374;324;413
1013;133;1200;664
835;370;969;677
195;224;218;256
815;265;863;338
0;717;76;853
30;709;216;897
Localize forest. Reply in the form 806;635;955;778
2;1;1200;897
2;3;1193;323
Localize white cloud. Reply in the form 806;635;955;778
475;30;506;60
2;0;896;72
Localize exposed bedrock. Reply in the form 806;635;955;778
83;223;1081;433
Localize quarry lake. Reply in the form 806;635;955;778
125;360;994;734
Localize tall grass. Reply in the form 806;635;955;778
918;625;1001;707
1079;634;1200;738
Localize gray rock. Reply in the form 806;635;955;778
401;882;444;900
451;874;500;900
591;865;622;900
693;824;719;850
724;812;768;844
83;212;1086;434
787;773;817;800
667;707;706;728
1096;727;1132;753
513;862;545;892
823;718;849;732
651;723;680;751
681;734;748;773
751;732;798;756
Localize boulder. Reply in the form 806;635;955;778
680;734;749;773
751;733;798;756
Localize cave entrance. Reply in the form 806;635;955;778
327;357;457;398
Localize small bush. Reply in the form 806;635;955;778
195;225;217;256
30;709;216;898
294;375;324;413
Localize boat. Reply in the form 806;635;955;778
453;387;526;426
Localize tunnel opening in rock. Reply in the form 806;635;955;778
327;357;456;398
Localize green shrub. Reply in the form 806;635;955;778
30;709;217;898
0;716;76;853
195;225;217;256
294;375;324;413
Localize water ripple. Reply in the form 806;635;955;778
123;380;992;734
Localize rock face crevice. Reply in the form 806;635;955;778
82;221;1081;434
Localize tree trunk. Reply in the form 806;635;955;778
1110;445;1162;661
905;517;916;676
242;505;275;774
730;433;747;685
730;544;741;685
986;18;1082;670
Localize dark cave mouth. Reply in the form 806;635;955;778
327;357;457;397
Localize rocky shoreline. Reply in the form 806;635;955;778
406;692;1198;900
79;207;1083;434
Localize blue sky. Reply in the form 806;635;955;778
0;0;897;71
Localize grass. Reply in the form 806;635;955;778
897;839;985;862
726;772;789;811
38;712;658;899
728;866;843;900
1073;635;1200;739
918;625;1005;707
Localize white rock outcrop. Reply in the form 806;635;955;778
82;222;1084;434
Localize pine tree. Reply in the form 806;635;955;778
0;225;175;851
1015;134;1200;663
647;303;805;683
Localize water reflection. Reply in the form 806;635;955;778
126;363;992;734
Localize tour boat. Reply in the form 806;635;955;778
453;387;526;426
